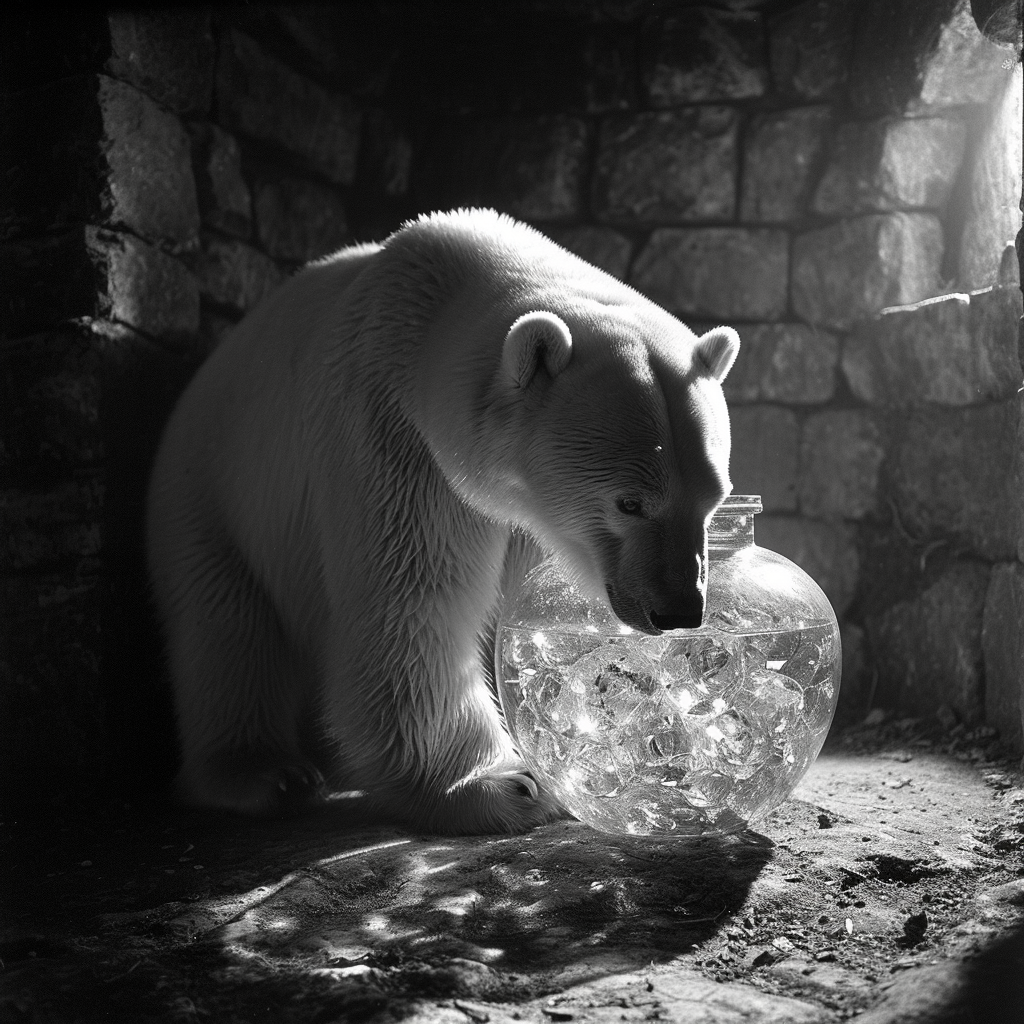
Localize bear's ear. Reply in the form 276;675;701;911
502;311;573;388
695;326;740;382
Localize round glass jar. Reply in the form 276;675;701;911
496;495;841;837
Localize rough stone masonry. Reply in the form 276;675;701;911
0;0;1021;806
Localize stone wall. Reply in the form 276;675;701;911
1;7;369;809
1;0;1021;810
407;0;1024;746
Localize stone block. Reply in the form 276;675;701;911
854;525;939;622
87;228;199;340
755;514;860;616
593;108;737;223
521;23;639;114
813;117;968;215
843;286;1024;406
740;106;832;223
791;213;943;330
216;29;360;185
1;75;199;251
799;411;885;520
641;8;767;105
850;0;1006;115
889;398;1023;561
865;559;990;723
266;6;349;84
957;68;1023;291
253;176;348;263
728;406;799;512
1;476;104;573
966;280;1021;363
631;229;788;321
914;0;1010;109
723;323;839;404
547;227;632;281
1;229;198;342
98;76;200;251
190;124;252;239
768;0;856;100
391;17;633;116
419;115;588;222
575;28;637;115
196;236;283;314
982;562;1024;753
106;9;214;114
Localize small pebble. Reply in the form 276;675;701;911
903;911;928;943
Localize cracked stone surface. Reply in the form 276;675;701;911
3;723;1023;1022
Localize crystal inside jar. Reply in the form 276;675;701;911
496;495;841;837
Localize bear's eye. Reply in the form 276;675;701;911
617;496;644;517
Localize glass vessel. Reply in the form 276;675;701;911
496;496;841;837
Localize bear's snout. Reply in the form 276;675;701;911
646;547;707;632
605;547;708;635
649;609;704;631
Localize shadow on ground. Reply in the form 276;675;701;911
2;793;772;1021
4;724;1024;1023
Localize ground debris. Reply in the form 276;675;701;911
901;911;928;945
4;735;1024;1023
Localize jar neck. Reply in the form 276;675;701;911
708;495;761;552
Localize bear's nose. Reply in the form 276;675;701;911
650;610;704;631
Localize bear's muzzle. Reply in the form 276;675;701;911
649;608;704;632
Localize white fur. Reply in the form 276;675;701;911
146;209;738;832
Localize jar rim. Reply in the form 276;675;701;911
716;494;762;515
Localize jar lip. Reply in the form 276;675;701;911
715;494;762;515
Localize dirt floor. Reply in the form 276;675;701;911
3;718;1024;1023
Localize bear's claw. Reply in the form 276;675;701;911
490;768;539;800
271;762;327;808
177;752;327;817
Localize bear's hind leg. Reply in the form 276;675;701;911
159;537;324;816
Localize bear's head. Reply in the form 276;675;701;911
403;211;739;635
496;303;739;636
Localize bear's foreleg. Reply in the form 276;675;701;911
324;629;564;834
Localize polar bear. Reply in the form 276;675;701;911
147;209;739;833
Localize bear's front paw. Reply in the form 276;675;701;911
176;751;327;817
266;761;328;813
413;764;567;835
489;768;538;799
